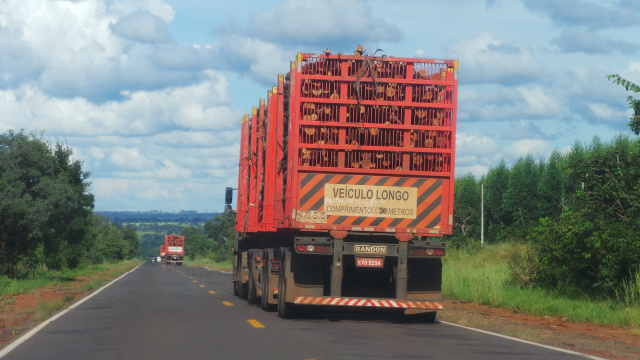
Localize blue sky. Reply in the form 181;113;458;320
1;0;638;212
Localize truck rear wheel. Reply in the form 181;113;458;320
277;249;296;319
247;264;258;305
239;282;248;299
261;257;271;311
392;310;437;323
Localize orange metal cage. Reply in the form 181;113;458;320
291;53;457;177
236;52;458;236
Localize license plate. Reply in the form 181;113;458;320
356;257;383;268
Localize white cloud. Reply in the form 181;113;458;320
240;0;402;46
90;147;105;160
109;147;152;170
454;133;504;178
521;0;640;30
502;121;548;140
111;162;192;179
151;130;239;148
555;67;634;129
518;87;561;117
110;10;172;43
0;0;200;101
2;0;637;212
456;164;490;178
551;27;639;55
588;103;631;122
456;133;500;156
213;36;292;84
504;139;550;160
205;169;236;179
91;177;222;212
0;70;234;136
448;33;546;85
458;85;565;123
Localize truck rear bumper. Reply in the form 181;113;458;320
294;296;443;310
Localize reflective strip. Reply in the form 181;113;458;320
293;297;443;310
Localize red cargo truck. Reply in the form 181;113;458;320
230;49;458;321
164;235;184;265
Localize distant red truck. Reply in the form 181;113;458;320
160;245;166;263
163;235;184;265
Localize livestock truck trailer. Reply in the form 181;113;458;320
163;235;184;265
230;49;458;321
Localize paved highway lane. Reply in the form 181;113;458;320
1;263;598;360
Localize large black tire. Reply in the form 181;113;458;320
238;280;248;299
247;263;258;305
277;249;296;319
422;311;437;323
237;252;248;299
261;256;270;311
393;310;437;323
233;255;240;296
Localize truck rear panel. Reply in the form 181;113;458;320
237;52;458;237
290;54;456;236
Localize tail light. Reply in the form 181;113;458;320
296;244;313;252
409;248;445;257
271;261;280;272
295;244;332;254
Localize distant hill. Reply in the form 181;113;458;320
96;211;219;224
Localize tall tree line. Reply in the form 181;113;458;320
0;131;139;278
453;135;640;298
178;211;235;263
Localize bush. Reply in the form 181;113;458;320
529;211;640;298
507;243;539;289
615;269;640;308
210;240;232;263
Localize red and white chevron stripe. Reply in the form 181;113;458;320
294;296;443;310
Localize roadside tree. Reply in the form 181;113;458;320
0;131;93;277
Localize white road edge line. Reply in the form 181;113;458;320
439;320;608;360
0;264;142;359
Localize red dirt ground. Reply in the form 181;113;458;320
441;300;640;360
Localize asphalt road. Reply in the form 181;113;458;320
1;263;598;360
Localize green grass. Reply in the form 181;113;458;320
0;260;142;297
183;257;232;272
443;243;640;328
82;280;105;292
34;295;75;321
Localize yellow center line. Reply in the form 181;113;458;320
193;280;197;283
247;319;265;328
209;291;216;294
199;285;205;288
222;301;233;306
